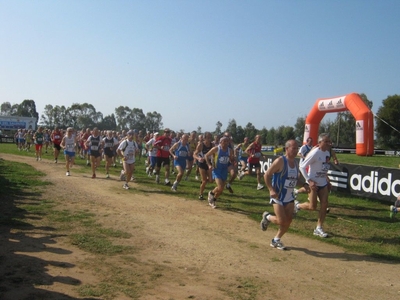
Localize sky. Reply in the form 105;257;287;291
1;0;399;133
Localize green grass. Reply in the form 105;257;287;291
1;142;400;264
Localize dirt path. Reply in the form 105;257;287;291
0;153;398;300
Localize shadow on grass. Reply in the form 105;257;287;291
288;246;399;264
0;159;98;300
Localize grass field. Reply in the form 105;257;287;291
1;142;399;262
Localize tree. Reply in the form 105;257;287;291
127;108;146;131
144;111;163;132
65;103;101;129
266;127;276;145
375;94;400;149
225;119;238;141
98;114;117;130
243;122;257;141
16;99;39;121
258;127;268;144
293;116;306;141
115;106;132;130
214;121;223;136
0;102;12;116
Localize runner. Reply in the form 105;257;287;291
193;132;213;200
169;133;190;192
33;127;44;161
51;127;63;163
103;130;118;178
153;128;172;185
60;127;77;176
204;136;235;209
239;135;265;190
184;130;198;181
86;127;103;179
117;130;139;189
260;139;299;250
145;132;159;177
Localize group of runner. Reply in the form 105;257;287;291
16;125;339;250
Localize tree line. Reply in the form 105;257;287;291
1;94;399;149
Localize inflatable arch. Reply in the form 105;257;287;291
303;93;374;156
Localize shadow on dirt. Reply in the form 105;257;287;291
0;159;98;300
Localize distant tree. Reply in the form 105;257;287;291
225;119;238;141
258;127;268;144
115;106;132;130
98;114;117;130
127;108;146;131
16;99;39;121
214;121;223;136
243;122;257;141
40;104;69;128
375;94;400;148
293;116;306;141
144;111;163;132
266;127;276;145
65;103;100;129
235;126;245;143
0;102;12;116
197;126;202;135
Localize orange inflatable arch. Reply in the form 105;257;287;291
303;93;374;156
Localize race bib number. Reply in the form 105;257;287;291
284;179;297;189
91;145;99;151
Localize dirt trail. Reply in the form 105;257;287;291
0;153;398;300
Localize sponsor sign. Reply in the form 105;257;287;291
260;155;400;202
317;96;346;112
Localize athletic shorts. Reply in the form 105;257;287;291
35;144;43;151
156;156;170;167
248;162;261;170
90;152;101;158
212;168;228;181
54;143;61;151
64;150;75;157
186;155;194;162
174;158;187;170
150;156;157;167
198;161;209;171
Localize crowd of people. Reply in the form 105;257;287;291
13;126;397;250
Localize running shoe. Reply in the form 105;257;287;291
294;200;300;215
165;180;171;186
260;212;270;231
54;159;57;163
238;171;244;180
123;183;129;190
226;184;233;193
92;174;96;179
313;227;328;238
390;205;397;219
171;184;177;192
198;194;204;200
208;191;215;208
195;176;199;181
270;239;286;250
257;184;264;190
106;173;110;178
66;171;70;176
155;175;160;184
293;188;298;199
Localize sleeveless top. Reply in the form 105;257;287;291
271;156;298;203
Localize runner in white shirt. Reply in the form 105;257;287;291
145;132;159;177
296;133;332;238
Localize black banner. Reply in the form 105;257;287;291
260;155;400;203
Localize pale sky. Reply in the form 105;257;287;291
1;0;399;132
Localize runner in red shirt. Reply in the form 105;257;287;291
153;128;172;185
51;127;63;163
